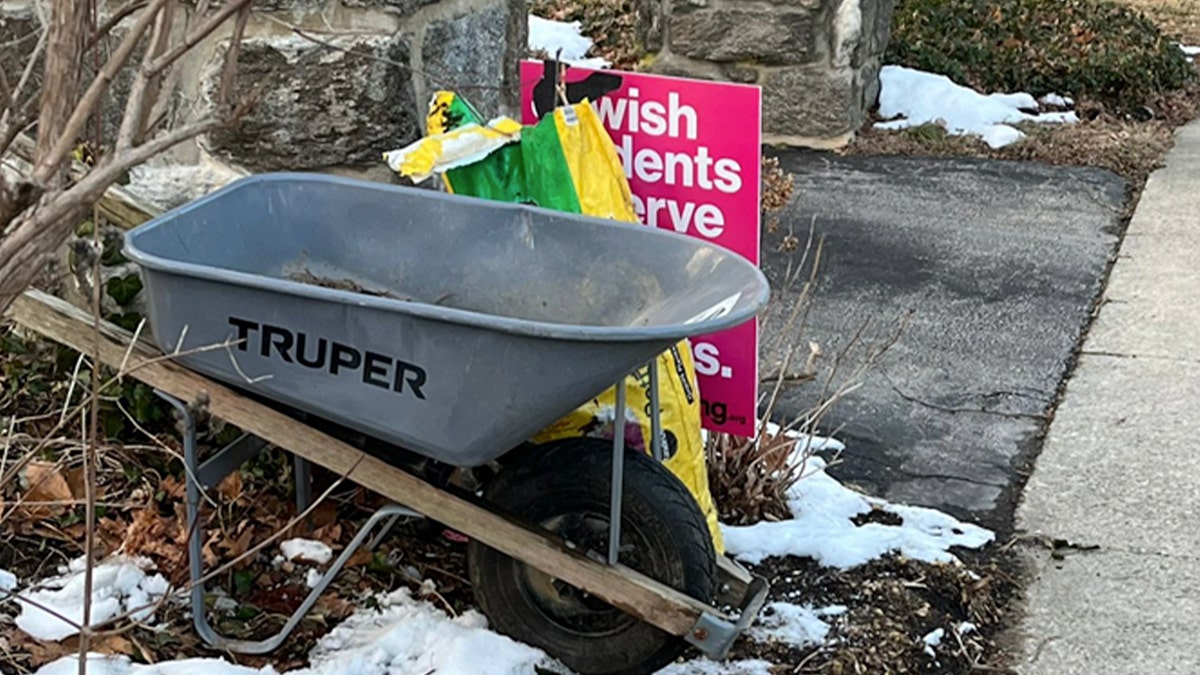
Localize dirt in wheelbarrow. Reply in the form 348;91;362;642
286;268;415;302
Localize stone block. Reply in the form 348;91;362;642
634;0;664;52
0;9;41;100
723;64;761;84
341;0;443;13
858;0;894;67
761;65;862;138
642;52;725;81
420;0;525;117
204;35;420;171
252;0;329;10
669;9;817;65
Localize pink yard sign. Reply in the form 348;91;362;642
519;61;763;436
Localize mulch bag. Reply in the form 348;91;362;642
384;91;724;553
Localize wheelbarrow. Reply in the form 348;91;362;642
50;173;770;674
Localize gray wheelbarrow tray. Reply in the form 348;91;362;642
122;172;769;468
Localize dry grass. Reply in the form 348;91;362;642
1116;0;1200;43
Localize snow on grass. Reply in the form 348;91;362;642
305;569;323;589
0;567;17;592
35;656;265;675
15;556;169;642
35;588;553;675
656;659;775;675
722;454;993;568
749;602;846;647
876;65;1078;149
280;538;333;565
921;627;945;657
528;15;610;68
1181;45;1200;62
1039;93;1073;108
299;589;553;674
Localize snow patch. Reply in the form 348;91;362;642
922;627;945;657
15;556;169;642
528;15;609;68
305;569;323;589
300;588;551;675
0;567;17;591
750;602;844;647
722;455;994;568
35;656;265;675
1040;93;1074;108
36;589;550;675
876;65;1078;149
957;621;977;635
280;539;333;565
656;659;776;675
1181;44;1200;62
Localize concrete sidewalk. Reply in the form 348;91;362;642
1015;120;1200;673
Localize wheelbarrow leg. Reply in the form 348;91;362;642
608;382;626;566
293;454;313;531
157;390;421;655
648;359;664;462
608;360;666;565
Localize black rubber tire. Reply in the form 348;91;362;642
468;438;716;675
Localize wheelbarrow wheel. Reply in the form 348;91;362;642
469;437;716;675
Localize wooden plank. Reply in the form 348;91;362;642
8;290;722;638
715;554;753;607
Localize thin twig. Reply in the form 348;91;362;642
145;0;253;76
217;2;249;107
86;0;151;52
116;1;168;151
0;28;48;157
34;0;169;182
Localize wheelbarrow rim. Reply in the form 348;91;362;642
123;173;771;343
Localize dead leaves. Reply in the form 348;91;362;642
10;630;135;668
19;461;82;516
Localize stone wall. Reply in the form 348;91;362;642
638;0;895;147
0;0;526;179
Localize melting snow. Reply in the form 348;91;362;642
528;15;610;68
280;539;333;565
749;602;846;647
922;627;945;657
656;659;775;675
1039;93;1074;108
722;454;994;567
305;569;323;589
876;65;1078;149
35;589;553;675
0;567;17;592
15;556;169;642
